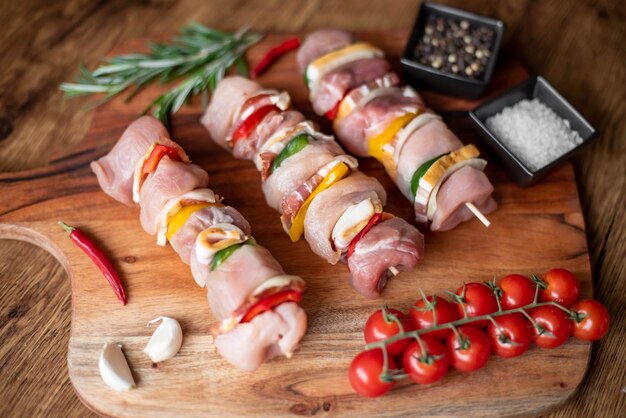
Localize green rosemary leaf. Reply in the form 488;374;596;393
235;56;249;76
59;83;113;95
60;22;263;122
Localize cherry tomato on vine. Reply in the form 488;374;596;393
446;325;491;372
571;299;610;341
403;337;450;385
529;305;572;348
498;274;536;310
410;295;459;340
454;283;498;328
349;348;396;398
539;268;580;307
487;314;532;358
364;308;414;356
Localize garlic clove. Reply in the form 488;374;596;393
143;316;183;363
99;343;136;392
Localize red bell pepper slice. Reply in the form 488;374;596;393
240;289;302;323
324;87;352;121
346;213;385;260
231;104;280;145
142;144;184;176
325;101;341;120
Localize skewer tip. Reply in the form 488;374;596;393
465;202;491;228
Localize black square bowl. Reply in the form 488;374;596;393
401;2;506;99
469;75;599;187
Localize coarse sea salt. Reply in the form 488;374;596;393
485;98;583;171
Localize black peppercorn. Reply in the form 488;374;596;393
413;14;495;80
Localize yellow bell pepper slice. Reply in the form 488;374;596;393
367;113;417;179
288;162;351;242
166;202;215;241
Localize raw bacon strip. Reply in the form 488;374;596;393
313;57;391;115
235;110;305;161
262;139;345;211
297;29;497;230
92;116;306;371
202;76;425;299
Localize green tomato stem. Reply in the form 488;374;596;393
366;300;573;352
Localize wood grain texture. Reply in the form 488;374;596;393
0;1;624;417
0;30;597;418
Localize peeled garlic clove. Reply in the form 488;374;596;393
99;343;135;392
143;316;183;363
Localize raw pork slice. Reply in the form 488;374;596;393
170;205;251;265
296;29;353;72
396;118;463;200
335;91;425;156
90;116;169;206
312;58;392;115
139;158;209;235
214;302;307;372
347;217;424;299
304;172;386;264
202;76;263;150
262;139;344;211
191;244;284;317
234;110;305;161
430;166;497;231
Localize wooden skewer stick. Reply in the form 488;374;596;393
465;202;491;228
388;266;400;276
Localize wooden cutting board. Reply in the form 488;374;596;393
0;32;593;417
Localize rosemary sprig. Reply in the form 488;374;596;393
60;22;263;125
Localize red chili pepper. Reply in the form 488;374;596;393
346;213;385;260
251;37;301;78
59;221;127;305
241;289;302;323
231;105;280;145
142;144;184;176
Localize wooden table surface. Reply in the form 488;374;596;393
0;0;623;417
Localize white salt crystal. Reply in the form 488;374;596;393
485;98;584;171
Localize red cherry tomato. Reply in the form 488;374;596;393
498;274;536;310
454;283;498;328
539;268;580;308
529;305;572;348
487;314;532;358
571;300;610;341
402;337;450;385
364;308;414;356
349;348;396;398
410;295;459;340
446;325;491;372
